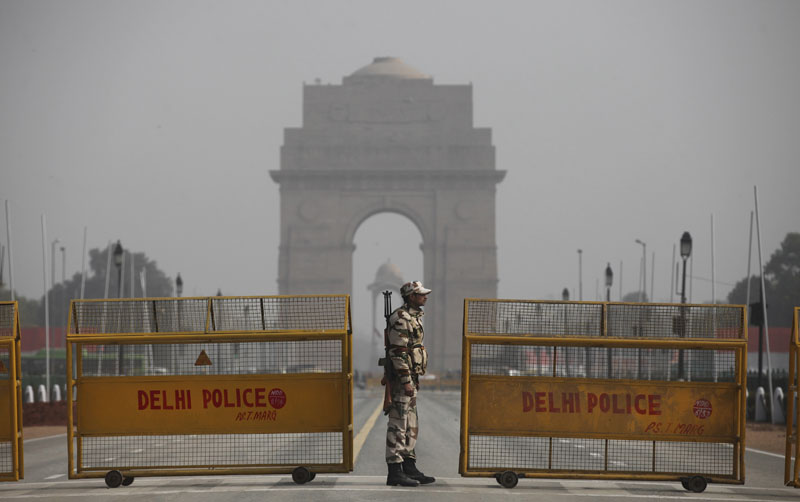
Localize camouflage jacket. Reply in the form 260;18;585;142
386;303;428;385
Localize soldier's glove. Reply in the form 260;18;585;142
403;383;414;397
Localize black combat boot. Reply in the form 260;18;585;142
402;458;435;484
387;462;419;487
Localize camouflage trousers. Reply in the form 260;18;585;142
385;383;418;464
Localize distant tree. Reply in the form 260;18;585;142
622;291;649;303
0;286;41;326
727;232;800;327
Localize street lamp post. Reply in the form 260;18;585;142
577;249;583;301
635;239;646;302
174;273;183;372
678;231;692;380
113;241;124;375
59;245;66;335
604;263;613;377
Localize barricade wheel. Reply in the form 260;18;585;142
499;471;518;489
105;470;123;488
687;476;707;493
122;476;134;486
309;472;316;481
680;479;689;490
292;466;312;484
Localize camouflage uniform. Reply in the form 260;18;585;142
385;300;428;464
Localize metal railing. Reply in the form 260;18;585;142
67;295;352;487
460;299;747;492
0;302;23;482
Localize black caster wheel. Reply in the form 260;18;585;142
105;470;123;488
687;476;707;493
499;470;518;489
680;479;689;490
122;476;134;486
309;472;316;481
292;466;312;484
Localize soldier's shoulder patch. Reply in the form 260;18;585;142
389;308;412;327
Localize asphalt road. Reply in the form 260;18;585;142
1;389;797;501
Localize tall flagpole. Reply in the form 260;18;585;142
711;214;716;304
670;244;676;303
4;201;14;301
745;211;754;310
754;186;774;423
41;214;50;400
80;227;87;299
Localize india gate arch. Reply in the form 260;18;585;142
270;57;505;371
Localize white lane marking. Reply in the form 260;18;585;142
44;474;65;480
746;447;784;459
103;458;114;462
353;399;384;463
132;449;144;453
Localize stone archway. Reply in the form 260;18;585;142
270;57;505;371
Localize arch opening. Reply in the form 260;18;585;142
351;212;423;374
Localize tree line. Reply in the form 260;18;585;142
0;246;174;327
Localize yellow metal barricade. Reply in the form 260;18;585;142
67;295;352;488
460;299;747;492
0;302;23;482
785;307;800;487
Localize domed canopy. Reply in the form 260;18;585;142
346;57;430;81
374;260;404;287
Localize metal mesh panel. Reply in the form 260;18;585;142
0;303;15;338
468;435;549;469
607;304;745;339
0;347;9;382
468;436;733;476
467;301;602;336
552;437;605;470
71;299;208;334
465;300;745;339
607;439;653;471
0;441;11;474
70;296;349;335
470;343;737;382
210;297;348;332
79;339;342;377
80;433;343;469
654;441;733;475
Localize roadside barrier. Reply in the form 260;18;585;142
460;299;747;492
0;302;22;482
67;295;352;488
785;306;800;487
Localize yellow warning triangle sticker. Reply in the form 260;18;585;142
194;350;212;366
0;360;6;374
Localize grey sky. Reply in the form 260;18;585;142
2;1;799;340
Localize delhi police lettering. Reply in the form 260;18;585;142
137;387;273;411
522;391;661;415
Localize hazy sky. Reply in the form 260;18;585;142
2;2;799;340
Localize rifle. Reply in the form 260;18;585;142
378;290;393;414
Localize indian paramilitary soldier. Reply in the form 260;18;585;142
384;281;435;487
